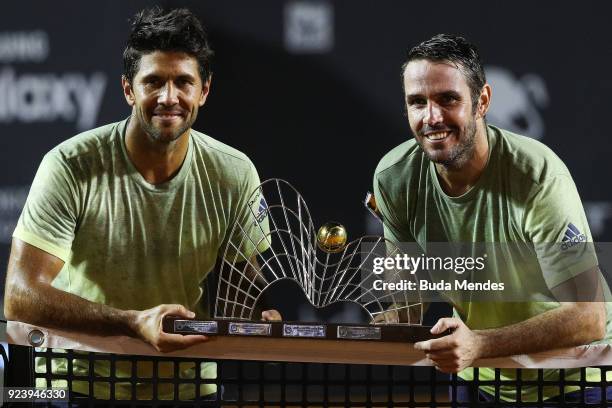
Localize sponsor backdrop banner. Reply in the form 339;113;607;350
1;1;610;317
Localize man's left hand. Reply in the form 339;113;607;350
413;317;483;373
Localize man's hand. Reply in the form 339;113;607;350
413;317;483;373
133;304;208;353
261;309;282;321
372;309;399;324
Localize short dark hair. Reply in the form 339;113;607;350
123;7;214;83
403;34;485;108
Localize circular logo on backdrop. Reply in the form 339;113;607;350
485;66;549;140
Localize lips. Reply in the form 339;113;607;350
422;130;452;143
154;112;184;118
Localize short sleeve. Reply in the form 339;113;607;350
13;151;80;262
373;173;415;245
221;162;270;263
524;175;598;289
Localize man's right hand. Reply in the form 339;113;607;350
133;304;208;353
5;239;209;352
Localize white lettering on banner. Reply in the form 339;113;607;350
0;67;106;131
0;186;29;244
0;31;49;63
585;202;612;239
0;186;28;212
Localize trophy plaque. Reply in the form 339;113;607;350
163;317;441;342
164;179;435;342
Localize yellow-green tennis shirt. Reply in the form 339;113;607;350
15;118;270;399
374;124;611;402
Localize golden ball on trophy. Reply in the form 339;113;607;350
317;222;347;253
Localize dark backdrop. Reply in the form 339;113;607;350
1;0;610;319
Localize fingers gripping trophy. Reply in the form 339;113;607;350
164;179;431;343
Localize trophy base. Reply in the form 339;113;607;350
162;316;442;342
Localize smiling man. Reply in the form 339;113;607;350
373;34;611;403
4;7;272;402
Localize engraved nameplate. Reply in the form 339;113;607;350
228;322;272;336
174;320;218;334
283;324;326;338
337;326;381;340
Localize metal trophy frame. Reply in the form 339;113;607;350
164;179;433;342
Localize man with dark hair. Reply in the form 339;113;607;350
4;6;273;400
373;33;611;403
122;7;214;86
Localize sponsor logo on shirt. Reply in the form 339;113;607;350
255;197;268;224
561;223;587;250
249;189;268;225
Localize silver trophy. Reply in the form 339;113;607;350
200;179;424;339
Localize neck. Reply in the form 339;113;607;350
435;121;489;197
124;116;190;185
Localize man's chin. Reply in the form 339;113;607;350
428;154;451;166
420;145;450;163
156;131;185;143
426;147;474;169
146;124;189;143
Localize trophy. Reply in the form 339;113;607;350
163;179;437;342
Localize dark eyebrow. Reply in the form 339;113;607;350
436;90;462;100
139;73;197;83
406;93;425;102
175;74;196;82
140;73;161;83
406;90;463;103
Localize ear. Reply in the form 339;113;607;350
199;74;212;107
476;83;492;119
121;75;136;107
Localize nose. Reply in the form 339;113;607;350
423;101;443;126
158;81;179;106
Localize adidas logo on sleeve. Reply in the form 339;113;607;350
255;197;268;224
561;223;587;250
